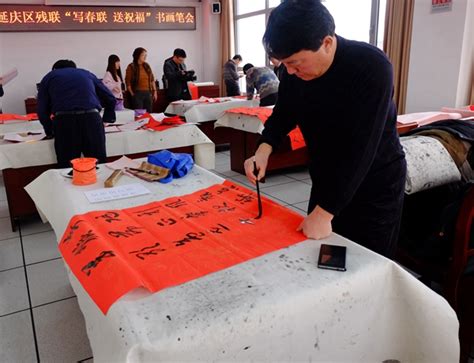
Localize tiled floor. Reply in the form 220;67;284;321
0;151;312;362
1;151;472;362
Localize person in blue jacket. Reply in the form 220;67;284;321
38;59;116;168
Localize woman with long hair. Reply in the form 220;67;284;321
125;47;157;112
103;54;125;110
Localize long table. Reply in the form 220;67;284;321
24;165;459;362
165;98;259;145
0;125;214;230
215;108;423;175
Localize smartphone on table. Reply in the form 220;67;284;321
317;244;347;271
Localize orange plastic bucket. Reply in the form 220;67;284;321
71;157;97;186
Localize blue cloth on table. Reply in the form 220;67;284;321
147;150;194;183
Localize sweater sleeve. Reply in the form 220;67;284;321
124;64;133;90
258;74;297;149
314;59;395;216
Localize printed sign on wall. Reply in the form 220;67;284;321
432;0;452;11
0;5;196;32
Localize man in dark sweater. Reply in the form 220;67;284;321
244;0;406;258
163;48;195;102
223;54;243;96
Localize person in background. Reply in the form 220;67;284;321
270;57;285;80
244;0;406;258
103;54;125;111
223;54;243;96
37;59;116;168
125;47;157;112
163;48;195;102
243;63;279;106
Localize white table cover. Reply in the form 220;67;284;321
0;125;215;170
165;98;259;124
25;166;459;363
0;120;43;135
401;135;461;194
215;110;270;134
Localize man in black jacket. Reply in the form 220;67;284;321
244;0;407;258
163;48;195;102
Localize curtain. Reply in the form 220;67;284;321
219;0;235;96
383;0;415;115
470;75;474;105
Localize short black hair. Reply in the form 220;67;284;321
232;54;242;61
263;0;335;60
242;63;254;74
52;59;76;70
173;48;187;58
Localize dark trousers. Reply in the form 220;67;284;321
260;93;278;106
53;112;106;168
225;80;240;97
132;91;153;112
308;159;407;258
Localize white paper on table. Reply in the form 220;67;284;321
171;99;200;105
118;119;149;131
149;113;166;121
105;156;141;170
3;131;45;143
104;125;121;133
84;183;151;203
441;106;474;118
397;111;462;125
0;68;18;85
193;81;214;87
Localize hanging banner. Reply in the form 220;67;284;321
0;5;196;32
59;181;305;314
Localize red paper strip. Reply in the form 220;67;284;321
226;107;306;150
0;113;38;123
59;181;305;314
137;113;185;131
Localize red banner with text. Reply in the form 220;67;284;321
59;181;305;314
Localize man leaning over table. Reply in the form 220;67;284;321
244;0;407;258
243;63;280;107
38;59;116;168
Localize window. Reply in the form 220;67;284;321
234;0;281;68
323;0;387;49
234;0;387;68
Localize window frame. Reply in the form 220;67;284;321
233;0;385;66
233;0;280;67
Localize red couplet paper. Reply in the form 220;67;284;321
0;113;38;123
226;107;306;150
136;113;185;132
59;181;305;314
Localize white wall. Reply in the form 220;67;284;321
405;0;471;113
0;0;221;114
455;0;474;107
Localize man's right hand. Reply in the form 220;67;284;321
244;143;273;185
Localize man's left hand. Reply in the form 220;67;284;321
297;205;334;240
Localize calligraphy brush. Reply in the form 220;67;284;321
253;161;263;219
